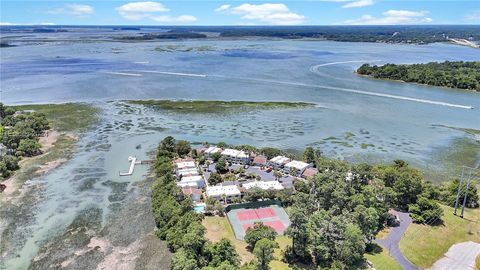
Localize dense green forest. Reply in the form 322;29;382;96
357;61;480;91
150;137;478;269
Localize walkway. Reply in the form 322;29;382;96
376;210;418;270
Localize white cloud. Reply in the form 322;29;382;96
314;0;374;8
383;10;427;17
48;4;94;17
465;11;480;22
151;15;197;23
116;2;196;24
215;4;231;12
117;2;168;14
116;2;168;20
342;0;374;8
0;22;56;26
215;3;306;25
344;9;432;25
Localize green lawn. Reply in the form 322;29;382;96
202;216;253;263
271;236;293;270
202;216;293;268
376;227;391;240
399;205;480;269
365;247;402;270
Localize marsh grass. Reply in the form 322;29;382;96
425;137;480;183
127;100;314;114
154;45;216;52
13;103;100;132
4;135;76;195
3;103;98;195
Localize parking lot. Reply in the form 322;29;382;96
203;162;294;185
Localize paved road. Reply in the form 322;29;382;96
376;210;418;270
429;241;480;270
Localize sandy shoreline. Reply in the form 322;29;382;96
1;130;74;204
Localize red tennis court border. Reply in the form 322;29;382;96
241;220;286;234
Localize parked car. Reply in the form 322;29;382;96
386;212;400;227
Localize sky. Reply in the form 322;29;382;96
1;0;480;26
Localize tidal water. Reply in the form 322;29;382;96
1;29;480;269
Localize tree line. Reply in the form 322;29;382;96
357;61;480;91
0;103;50;182
160;25;480;44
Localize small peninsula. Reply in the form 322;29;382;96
357;61;480;91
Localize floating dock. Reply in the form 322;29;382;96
119;156;142;176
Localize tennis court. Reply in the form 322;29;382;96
236;207;277;221
227;205;290;240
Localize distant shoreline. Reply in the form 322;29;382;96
1;25;479;46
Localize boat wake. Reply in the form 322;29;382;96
132;70;207;78
211;75;474;110
310;60;382;70
102;71;142;77
103;70;474;110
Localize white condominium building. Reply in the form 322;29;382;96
284;160;311;176
221;148;250;164
176;161;196;170
242;180;284;191
204;146;222;158
178;175;205;188
268;156;291;169
206;184;241;201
